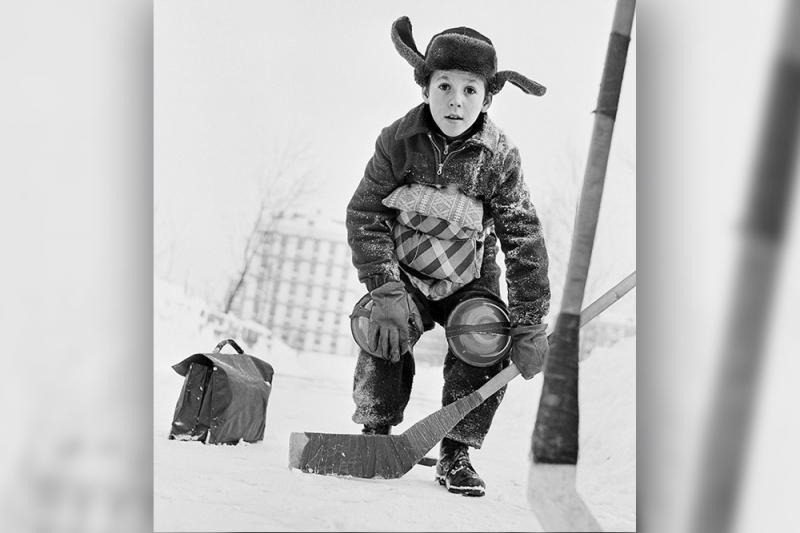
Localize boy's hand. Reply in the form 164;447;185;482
367;281;422;362
510;324;549;379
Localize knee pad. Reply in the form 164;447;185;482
445;297;511;367
349;293;423;357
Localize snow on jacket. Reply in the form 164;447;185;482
346;103;550;326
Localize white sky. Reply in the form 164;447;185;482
155;0;636;304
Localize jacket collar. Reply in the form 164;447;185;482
395;103;500;154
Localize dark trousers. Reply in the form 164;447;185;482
351;277;509;449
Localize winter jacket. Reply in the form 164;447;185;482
346;103;550;326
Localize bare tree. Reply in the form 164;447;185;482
221;139;319;314
536;139;583;312
537;135;622;314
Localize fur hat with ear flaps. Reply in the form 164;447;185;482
391;16;546;96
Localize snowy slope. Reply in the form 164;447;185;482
153;280;635;532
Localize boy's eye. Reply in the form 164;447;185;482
465;87;477;95
437;83;450;91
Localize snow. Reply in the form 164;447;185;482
154;279;635;531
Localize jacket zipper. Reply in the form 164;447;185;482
427;133;470;184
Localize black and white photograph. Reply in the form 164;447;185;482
154;1;635;530
6;0;800;532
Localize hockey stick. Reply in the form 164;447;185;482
288;271;635;479
687;3;800;531
527;1;635;531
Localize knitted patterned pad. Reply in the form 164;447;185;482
392;220;479;283
382;184;483;231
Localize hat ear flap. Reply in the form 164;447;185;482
492;71;547;96
391;16;426;71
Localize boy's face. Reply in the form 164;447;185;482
423;70;492;139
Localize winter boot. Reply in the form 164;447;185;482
362;424;391;435
435;437;486;497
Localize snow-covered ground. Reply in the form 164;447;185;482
154;280;635;532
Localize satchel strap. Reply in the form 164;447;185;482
213;339;244;354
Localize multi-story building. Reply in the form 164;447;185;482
229;213;365;356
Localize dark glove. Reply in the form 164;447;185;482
368;281;423;362
510;323;549;379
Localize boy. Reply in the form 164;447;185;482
346;16;551;497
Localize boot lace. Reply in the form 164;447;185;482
447;447;475;476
